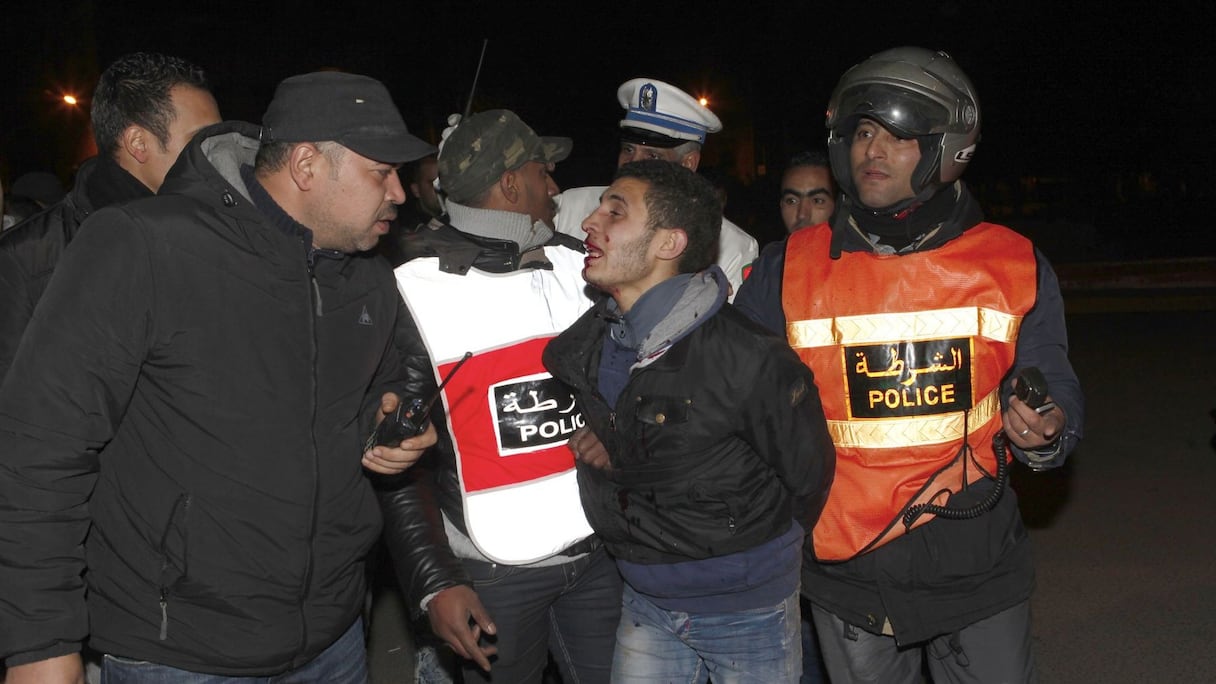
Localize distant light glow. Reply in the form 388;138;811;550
698;97;709;106
63;95;78;105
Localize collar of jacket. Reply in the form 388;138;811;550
238;164;347;274
606;266;728;367
159;121;261;206
828;181;985;259
238;165;325;249
401;217;584;276
446;200;555;254
592;297;693;375
77;155;153;220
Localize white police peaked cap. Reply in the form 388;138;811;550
617;78;723;146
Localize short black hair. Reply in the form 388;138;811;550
785;148;836;193
787;149;831;172
91;52;210;158
614;160;721;274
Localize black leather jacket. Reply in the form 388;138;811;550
542;293;836;565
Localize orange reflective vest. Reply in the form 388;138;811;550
783;224;1037;561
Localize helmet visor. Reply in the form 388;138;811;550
828;83;953;138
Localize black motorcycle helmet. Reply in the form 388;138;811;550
826;47;980;213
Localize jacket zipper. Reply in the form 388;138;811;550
307;247;324;317
157;494;192;640
299;242;322;656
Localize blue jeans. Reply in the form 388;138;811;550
460;546;622;683
100;618;367;683
612;584;801;684
413;623;457;684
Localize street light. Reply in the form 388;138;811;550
63;94;78;106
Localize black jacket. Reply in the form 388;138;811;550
0;156;152;382
542;293;836;565
733;182;1085;644
375;221;589;619
0;122;412;673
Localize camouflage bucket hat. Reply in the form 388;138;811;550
437;109;572;203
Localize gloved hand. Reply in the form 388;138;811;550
431;113;462;211
436;113;462;158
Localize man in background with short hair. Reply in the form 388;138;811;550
0;52;221;382
780;149;837;234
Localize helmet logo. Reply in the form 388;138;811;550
954;145;976;163
963;105;978;128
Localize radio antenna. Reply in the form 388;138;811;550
463;40;489;119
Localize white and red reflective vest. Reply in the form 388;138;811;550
782;223;1038;561
395;245;595;564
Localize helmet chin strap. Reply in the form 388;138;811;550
849;180;960;254
857;194;926;217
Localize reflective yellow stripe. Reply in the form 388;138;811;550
788;307;1021;349
828;387;1001;448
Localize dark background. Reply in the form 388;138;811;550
3;1;1212;258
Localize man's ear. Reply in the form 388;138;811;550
287;143;321;191
654;227;689;264
499;169;520;204
679;150;701;172
119;125;151;164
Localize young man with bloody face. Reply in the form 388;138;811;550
544;160;835;683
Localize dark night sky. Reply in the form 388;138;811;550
3;1;1212;254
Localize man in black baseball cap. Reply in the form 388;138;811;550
0;70;440;683
262;71;434;165
252;71;436;253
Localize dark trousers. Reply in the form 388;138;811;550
812;601;1037;684
460;546;622;684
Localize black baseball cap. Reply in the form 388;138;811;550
261;71;435;164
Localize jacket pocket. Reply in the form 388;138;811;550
156;493;192;640
156;494;192;584
634;395;690;427
627;395;692;469
689;479;742;536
